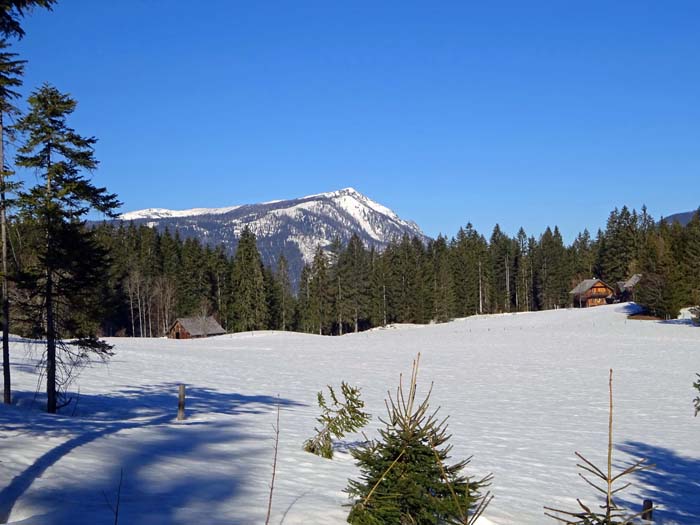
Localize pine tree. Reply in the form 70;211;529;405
0;39;24;404
347;354;492;524
514;228;531;312
14;84;120;413
636;223;683;319
337;234;370;332
304;382;370;459
489;225;514;313
309;246;331;335
230;226;267;331
598;207;638;284
682;210;700;305
429;235;454;322
276;255;294;331
297;263;313;333
368;246;389;327
0;0;56;39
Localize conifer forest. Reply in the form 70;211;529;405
43;205;697;339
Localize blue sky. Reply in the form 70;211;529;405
13;1;700;240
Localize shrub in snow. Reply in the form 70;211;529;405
544;369;651;525
693;374;700;417
304;382;370;459
346;354;492;525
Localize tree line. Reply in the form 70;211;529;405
35;204;694;341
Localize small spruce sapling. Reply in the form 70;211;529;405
544;369;652;525
346;353;492;525
304;382;370;459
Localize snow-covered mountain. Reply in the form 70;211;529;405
118;188;429;278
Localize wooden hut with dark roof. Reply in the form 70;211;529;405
569;278;615;308
167;317;226;339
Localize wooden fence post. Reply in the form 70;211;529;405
642;499;653;521
177;384;186;421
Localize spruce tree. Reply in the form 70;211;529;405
338;234;370;332
347;354;491;524
14;84;120;413
276;255;294;330
304;382;370;459
636;223;683;319
0;39;24;404
430;235;454;322
0;0;56;39
230;226;267;331
515;227;531;312
297;263;313;333
682;210;700;305
309;246;331;334
368;246;389;327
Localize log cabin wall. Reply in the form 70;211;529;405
168;321;192;339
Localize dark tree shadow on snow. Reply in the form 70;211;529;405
617;441;700;524
0;384;304;524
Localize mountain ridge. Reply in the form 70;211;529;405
661;208;699;227
116;187;429;283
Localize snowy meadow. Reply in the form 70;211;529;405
0;304;698;524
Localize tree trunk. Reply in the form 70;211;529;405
382;283;387;327
45;157;56;414
478;259;483;315
337;277;342;336
0;112;9;405
505;254;510;312
46;266;57;413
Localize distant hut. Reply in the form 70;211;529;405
616;274;642;302
167;317;226;339
569;278;615;308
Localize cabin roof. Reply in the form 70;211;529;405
569;278;613;295
170;316;226;336
622;274;642;290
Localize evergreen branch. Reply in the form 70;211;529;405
360;447;406;508
577;473;607;495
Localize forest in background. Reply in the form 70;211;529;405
9;204;692;339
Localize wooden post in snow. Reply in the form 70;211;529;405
177;384;186;421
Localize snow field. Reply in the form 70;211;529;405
0;304;698;524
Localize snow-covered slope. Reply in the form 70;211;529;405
117;188;428;280
1;304;698;524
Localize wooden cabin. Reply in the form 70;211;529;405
167;317;226;339
569;279;614;308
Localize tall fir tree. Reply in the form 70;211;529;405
429;235;454;322
337;234;370;332
0;0;56;39
276;254;294;330
309;246;331;335
14;84;120;413
0;39;24;404
230;226;267;331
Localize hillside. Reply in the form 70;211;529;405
0;305;698;524
662;209;699;227
116;188;429;281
